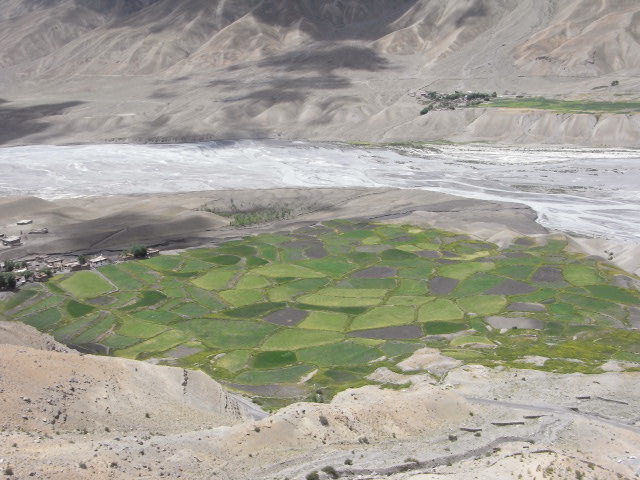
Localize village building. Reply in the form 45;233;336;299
147;248;160;257
17;219;33;225
89;255;109;268
29;227;49;234
65;262;90;272
2;236;22;247
34;272;49;282
46;257;65;269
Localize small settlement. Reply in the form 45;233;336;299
0;248;161;289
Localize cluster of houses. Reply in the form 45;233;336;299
1;248;161;288
2;217;162;288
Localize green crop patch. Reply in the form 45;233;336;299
60;271;114;299
349;306;415;331
296;294;382;308
419;299;464;321
252;350;297;369
132;310;181;325
117;329;188;359
219;289;264;307
117;318;167;339
261;328;343;351
143;255;183;271
457;295;506;316
72;315;115;344
172;302;211;317
22;308;62;330
192;270;237;290
180;319;278;349
424;321;467;335
223;302;286;318
16;294;65;317
216;350;251;373
379;342;424;357
98;265;144;291
438;262;494;280
297;342;381;366
3;219;640;407
254;264;325;279
298;311;349;331
122;290;166;310
233;365;315;385
66;300;96;318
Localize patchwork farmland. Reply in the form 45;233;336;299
2;221;640;409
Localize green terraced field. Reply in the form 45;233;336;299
2;220;640;410
481;97;640;114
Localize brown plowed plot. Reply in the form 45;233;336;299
353;266;397;278
486;316;544;330
486;279;537;295
507;302;546;312
306;245;328;259
532;266;566;284
263;308;309;326
348;325;424;339
429;277;459;295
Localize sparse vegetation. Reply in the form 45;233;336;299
322;466;340;479
198;199;295;226
306;471;320;480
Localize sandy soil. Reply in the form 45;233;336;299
0;0;638;147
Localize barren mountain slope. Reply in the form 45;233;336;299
0;0;638;145
0;321;262;437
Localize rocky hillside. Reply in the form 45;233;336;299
0;0;638;145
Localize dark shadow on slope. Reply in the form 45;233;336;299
455;0;488;27
253;0;419;40
257;45;390;74
0;101;85;145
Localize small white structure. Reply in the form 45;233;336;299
17;219;33;225
89;255;109;268
147;248;160;257
2;236;22;247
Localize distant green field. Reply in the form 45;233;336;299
2;220;640;410
482;97;640;114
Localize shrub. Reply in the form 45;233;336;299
322;466;340;479
344;459;352;465
130;245;148;259
306;472;320;480
319;415;329;426
3;260;15;272
78;255;87;265
611;80;619;86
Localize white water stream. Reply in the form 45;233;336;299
0;141;638;240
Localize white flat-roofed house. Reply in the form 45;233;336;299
2;236;22;247
89;255;109;268
17;219;33;225
47;257;64;269
147;248;160;257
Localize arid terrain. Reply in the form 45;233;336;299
0;0;639;146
